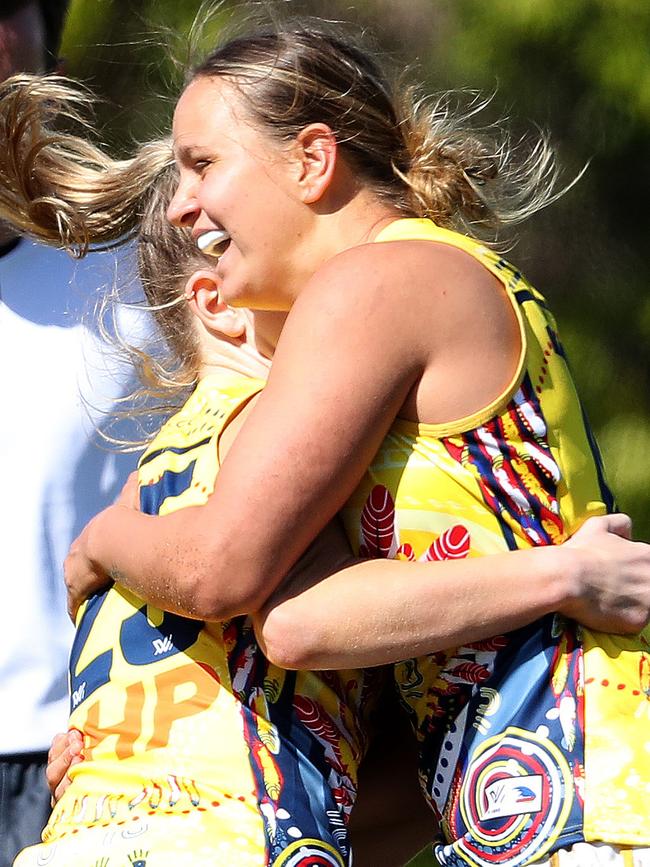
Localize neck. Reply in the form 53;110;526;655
198;345;271;383
250;310;288;357
195;187;397;383
283;182;401;305
197;309;288;383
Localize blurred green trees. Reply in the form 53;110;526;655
61;0;649;536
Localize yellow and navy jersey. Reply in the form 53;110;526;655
50;371;378;867
341;219;650;866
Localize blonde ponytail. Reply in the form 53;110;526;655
193;24;571;242
395;87;566;237
0;74;172;254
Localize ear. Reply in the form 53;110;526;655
184;269;246;339
294;123;338;204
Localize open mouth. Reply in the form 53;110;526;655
196;229;230;258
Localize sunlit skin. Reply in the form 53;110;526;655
47;268;435;865
56;60;650;864
46;36;650;867
49;259;650;861
184;268;285;382
64;69;650;667
168;76;399;311
167;76;520;424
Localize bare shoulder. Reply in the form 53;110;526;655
292;234;521;425
283;242;433;362
295;237;506;354
311;236;498;302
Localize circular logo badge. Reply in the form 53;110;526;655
451;727;573;866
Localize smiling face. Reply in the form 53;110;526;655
168;76;316;311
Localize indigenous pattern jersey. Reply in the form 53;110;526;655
341;219;650;866
46;372;377;867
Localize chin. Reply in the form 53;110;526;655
214;271;245;303
220;270;291;311
219;283;263;311
218;285;247;308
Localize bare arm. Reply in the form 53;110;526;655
253;513;650;670
64;243;650;650
65;243;433;619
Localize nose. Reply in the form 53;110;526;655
167;180;201;229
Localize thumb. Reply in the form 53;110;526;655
602;513;633;540
569;513;633;547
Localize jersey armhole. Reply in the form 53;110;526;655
374;219;528;439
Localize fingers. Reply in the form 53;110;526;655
64;518;113;621
46;730;84;802
63;548;96;623
561;512;650;633
63;540;85;622
64;563;81;622
67;728;84;754
604;513;633;540
572;513;633;543
51;761;81;806
47;732;69;767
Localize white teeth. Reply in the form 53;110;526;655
196;229;230;255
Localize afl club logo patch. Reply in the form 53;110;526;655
448;727;573;866
479;774;543;820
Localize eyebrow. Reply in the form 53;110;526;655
173;145;210;165
173;145;194;164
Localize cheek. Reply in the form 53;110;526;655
197;175;222;215
200;167;249;225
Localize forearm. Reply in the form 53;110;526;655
255;544;579;669
84;503;265;620
67;270;429;619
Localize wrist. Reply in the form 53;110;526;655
544;544;587;616
86;505;121;577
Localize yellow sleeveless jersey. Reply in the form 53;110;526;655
341;219;650;867
41;371;378;867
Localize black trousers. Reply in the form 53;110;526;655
0;751;51;867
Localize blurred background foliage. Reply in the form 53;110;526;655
60;0;650;537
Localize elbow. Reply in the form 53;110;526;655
183;580;239;622
254;602;326;670
171;535;271;621
184;568;264;621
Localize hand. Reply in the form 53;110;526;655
46;729;84;805
64;474;139;622
64;509;113;622
562;513;650;633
